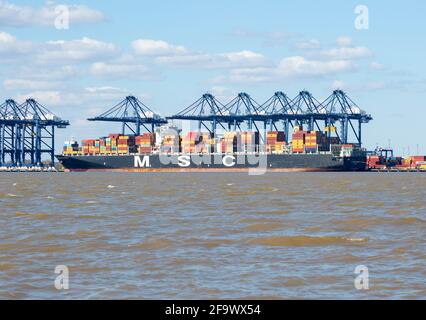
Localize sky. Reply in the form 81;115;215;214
0;0;425;155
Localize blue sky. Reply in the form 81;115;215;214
1;0;425;155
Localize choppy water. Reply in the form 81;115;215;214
0;172;425;299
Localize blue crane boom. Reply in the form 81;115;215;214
87;96;167;135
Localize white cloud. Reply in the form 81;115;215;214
11;65;79;82
315;46;372;60
65;4;105;25
367;81;386;90
89;53;160;79
0;31;33;55
0;1;105;28
225;67;274;83
232;29;288;46
84;86;127;94
302;38;372;60
0;32;119;65
294;39;321;50
11;86;145;110
0;32;373;93
83;87;150;105
38;37;119;62
155;53;211;65
208;86;236;102
83;86;133;101
215;56;355;84
276;56;354;77
156;49;266;69
82;87;150;106
336;36;353;47
370;61;385;70
15;90;62;105
220;50;264;63
0;30;14;42
131;38;266;69
3;79;60;90
331;80;345;90
132;39;187;56
209;86;234;96
90;61;149;78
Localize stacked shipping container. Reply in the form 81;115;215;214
65;128;343;156
63;140;79;155
161;133;180;154
305;131;326;153
117;135;136;154
78;134;152;155
81;139;97;155
136;133;155;154
181;131;199;153
292;129;305;153
105;134;119;154
367;155;426;170
292;129;339;153
198;132;212;153
266;131;286;153
241;131;259;152
400;156;426;169
366;155;383;169
223;132;240;153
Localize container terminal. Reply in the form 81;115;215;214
56;90;424;172
1;90;425;172
0;99;69;172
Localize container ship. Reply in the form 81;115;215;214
57;126;368;172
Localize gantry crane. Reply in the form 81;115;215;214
168;90;372;146
0;99;69;167
87;96;167;135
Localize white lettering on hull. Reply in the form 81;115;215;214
178;155;191;167
134;156;150;168
222;155;236;167
135;154;250;169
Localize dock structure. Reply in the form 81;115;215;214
0;98;69;168
167;90;373;146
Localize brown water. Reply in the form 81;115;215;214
0;172;425;299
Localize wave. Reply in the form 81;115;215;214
249;235;369;247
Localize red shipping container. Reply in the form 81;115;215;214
138;146;152;153
410;156;425;162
